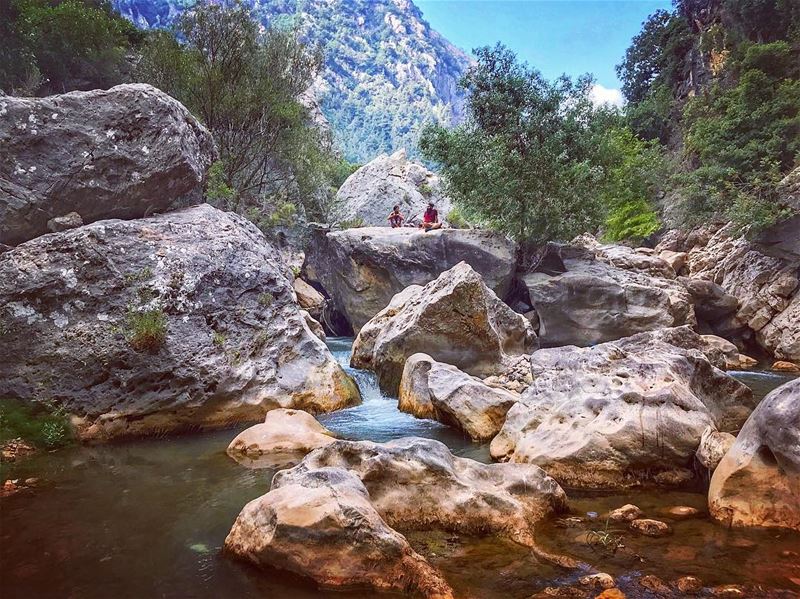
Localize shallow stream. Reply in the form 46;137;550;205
1;338;798;598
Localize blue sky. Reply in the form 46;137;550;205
415;0;672;105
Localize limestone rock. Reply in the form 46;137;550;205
281;437;569;551
696;426;736;472
607;504;643;523
675;576;704;594
304;226;517;331
700;335;756;370
398;353;520;440
227;409;335;467
331;149;452;227
709;379;800;531
572;234;676;279
293;277;325;321
630;518;671;537
0;205;359;441
47;212;83;233
659;250;688;274
680;277;739;322
579;573;615;590
664;224;799;361
0;84;216;245
224;467;453;598
352;262;536;395
523;243;694;348
771;360;800;373
490;328;755;489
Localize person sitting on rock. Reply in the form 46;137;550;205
387;205;405;228
420;201;442;231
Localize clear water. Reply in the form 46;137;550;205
1;338;798;598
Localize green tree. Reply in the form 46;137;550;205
1;0;141;95
420;44;609;244
136;2;334;221
680;40;800;231
596;128;664;242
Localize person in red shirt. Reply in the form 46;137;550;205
420;201;442;231
387;205;405;228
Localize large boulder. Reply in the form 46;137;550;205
523;244;695;347
282;437;569;552
659;224;799;361
226;408;336;468
304;226;517;331
709;379;800;531
331;149;452;227
225;467;454;598
351;262;536;395
398;353;521;440
226;437;571;595
0;204;359;441
490;328;756;489
0;84;216;246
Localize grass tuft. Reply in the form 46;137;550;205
0;398;74;449
126;307;167;352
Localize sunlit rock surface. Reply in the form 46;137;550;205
490;328;755;489
0;84;216;245
709;378;800;531
398;353;520;440
351;262;536;394
227;409;336;468
331;149;452;226
659;223;800;361
225;467;454;598
0;204;359;441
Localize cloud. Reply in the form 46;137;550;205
590;84;625;108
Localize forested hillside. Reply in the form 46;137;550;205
617;0;800;231
112;0;471;162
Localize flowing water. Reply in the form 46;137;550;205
1;338;798;598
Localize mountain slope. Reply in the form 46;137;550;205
112;0;472;162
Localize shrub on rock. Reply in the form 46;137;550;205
0;204;359;441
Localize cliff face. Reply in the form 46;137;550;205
112;0;471;162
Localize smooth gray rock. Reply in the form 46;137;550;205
351;262;536;395
490;328;755;489
709;378;800;531
305;226;518;332
0;204;359;441
331;149;451;227
523;244;695;347
0;84;216;245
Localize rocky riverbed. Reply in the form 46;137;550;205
1;339;798;599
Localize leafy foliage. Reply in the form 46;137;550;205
421;45;663;245
618;0;800;234
598;128;665;242
136;2;336;224
1;0;142;95
421;45;608;243
0;398;74;449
